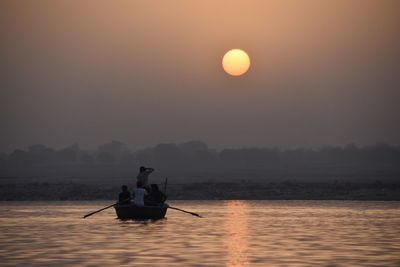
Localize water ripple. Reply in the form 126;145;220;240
0;200;399;266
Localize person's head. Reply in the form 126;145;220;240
121;185;128;192
136;181;143;188
151;184;159;191
140;166;146;172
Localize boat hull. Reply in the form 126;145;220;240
114;203;168;220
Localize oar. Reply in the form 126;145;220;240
167;205;202;218
83;199;129;219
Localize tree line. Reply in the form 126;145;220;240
1;141;399;181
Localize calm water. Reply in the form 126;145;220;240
0;201;399;266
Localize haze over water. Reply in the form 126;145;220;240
1;0;400;152
0;200;399;266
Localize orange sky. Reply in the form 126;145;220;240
1;0;399;151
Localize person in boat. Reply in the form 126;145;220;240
118;185;131;204
136;166;154;190
147;184;167;204
133;181;147;206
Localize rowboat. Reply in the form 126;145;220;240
114;203;168;220
83;202;199;220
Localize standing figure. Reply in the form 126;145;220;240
136;166;154;189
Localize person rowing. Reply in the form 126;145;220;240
145;184;167;206
118;185;131;205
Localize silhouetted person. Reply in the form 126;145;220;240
147;184;167;204
136;166;154;189
118;185;131;204
133;181;147;206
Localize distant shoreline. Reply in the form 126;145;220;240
1;181;399;201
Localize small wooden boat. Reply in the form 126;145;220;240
114;203;168;220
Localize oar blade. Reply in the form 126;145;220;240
83;213;94;219
83;202;116;219
168;206;202;218
190;212;202;218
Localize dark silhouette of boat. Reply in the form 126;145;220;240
114;203;168;220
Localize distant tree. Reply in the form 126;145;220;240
135;148;154;166
98;141;128;162
9;149;32;164
28;144;47;153
80;152;95;164
364;143;400;164
191;149;217;168
28;144;55;163
154;143;184;168
179;141;208;156
220;148;279;169
96;152;115;163
56;144;79;163
0;152;7;167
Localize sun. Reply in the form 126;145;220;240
222;49;250;76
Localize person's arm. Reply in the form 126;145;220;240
146;168;154;173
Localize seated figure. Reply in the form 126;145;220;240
118;185;131;204
147;184;167;204
133;181;147;206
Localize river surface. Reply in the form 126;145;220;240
0;200;399;266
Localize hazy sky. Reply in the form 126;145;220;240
1;0;399;152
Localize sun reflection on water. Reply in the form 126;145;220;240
225;200;249;267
